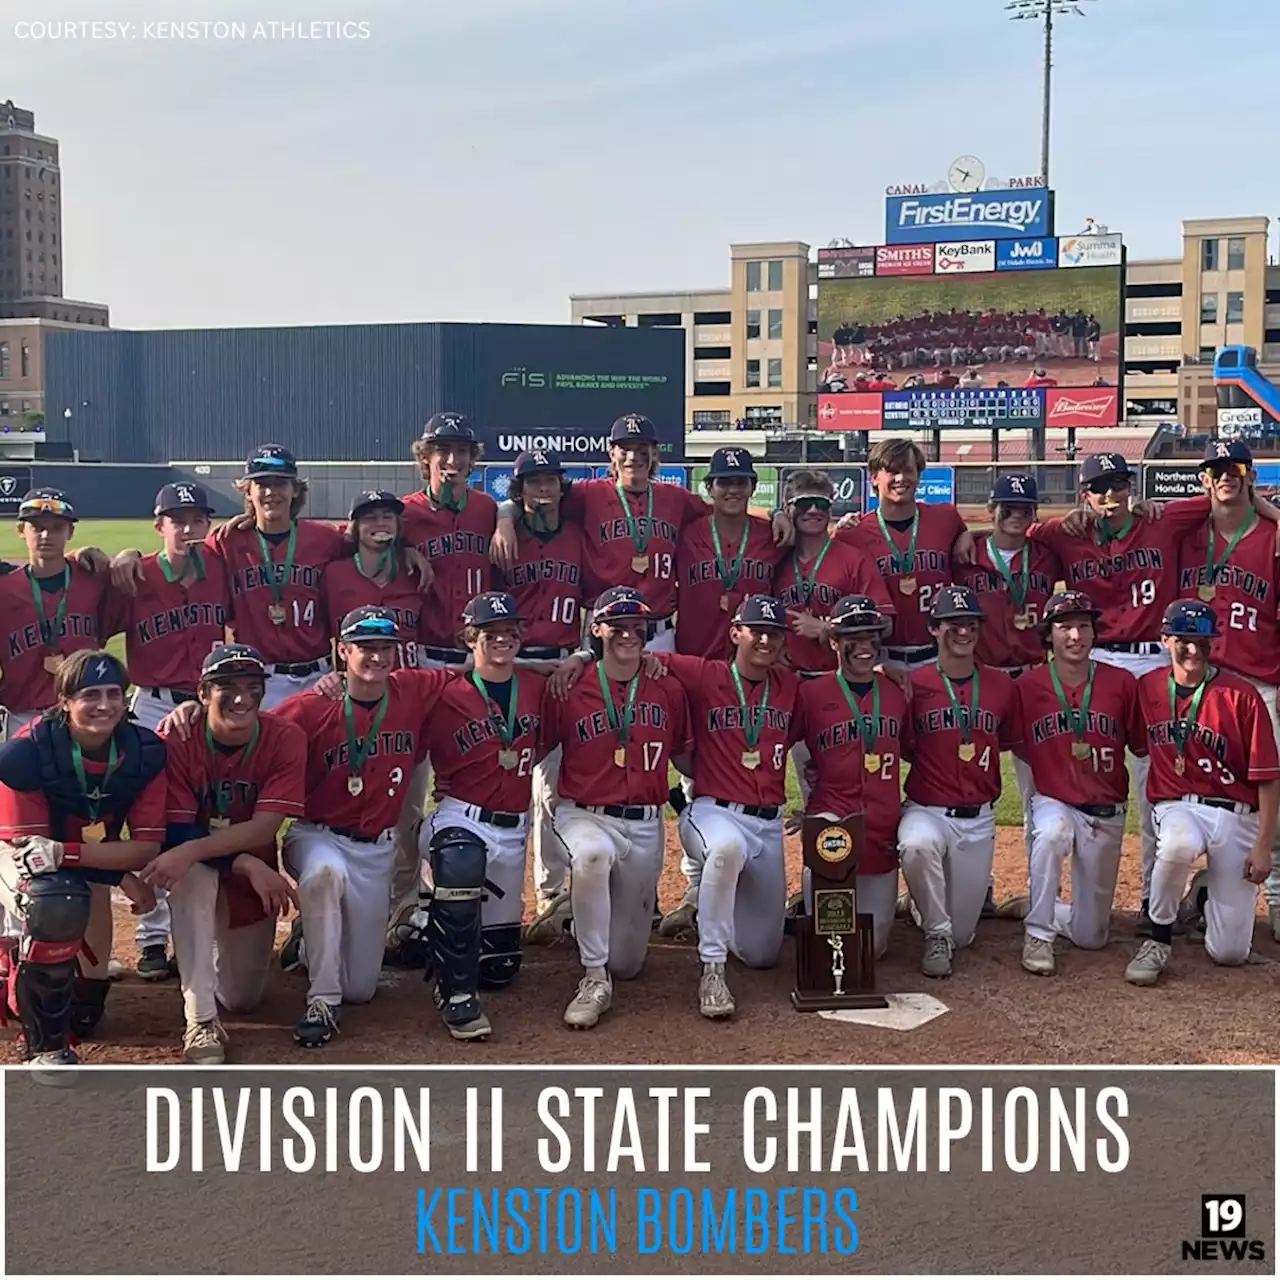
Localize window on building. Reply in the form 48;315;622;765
1125;281;1183;298
767;309;783;340
1200;295;1218;324
0;402;8;417
1198;345;1216;362
746;262;761;292
19;343;28;377
767;261;783;291
767;358;783;388
20;400;29;413
1201;239;1219;271
694;346;731;360
0;343;8;379
746;310;761;340
746;359;761;388
693;381;731;397
1226;291;1244;324
692;410;731;428
1227;238;1246;270
694;310;731;325
745;405;783;426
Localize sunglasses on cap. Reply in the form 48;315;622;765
20;497;74;517
1203;460;1249;478
790;496;832;514
341;617;398;641
1085;476;1131;495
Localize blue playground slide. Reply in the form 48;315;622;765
1214;345;1280;421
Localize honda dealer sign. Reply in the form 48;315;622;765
935;240;996;274
1045;387;1120;427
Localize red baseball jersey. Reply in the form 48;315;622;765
959;536;1062;669
1030;499;1208;645
540;665;691;808
273;667;452;836
1012;661;1142;806
495;520;585;652
321;555;424;668
905;663;1019;806
1137;666;1280;808
676;514;784;659
101;551;233;691
562;477;708;614
838;503;968;648
664;654;799;808
793;671;912;875
425;671;548;812
161;711;307;926
210;519;346;664
773;539;895;674
0;562;113;713
1175;513;1280;684
400;488;497;650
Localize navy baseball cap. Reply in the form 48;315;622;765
17;488;76;523
593;585;652;622
201;643;267;682
706;447;757;480
609;414;658;445
244;444;298;482
732;594;787;630
421;412;476;444
830;594;891;634
1079;453;1134;484
339;606;401;642
989;472;1039;505
1203;439;1254;466
1161;599;1220;638
929;584;984;621
1041;590;1102;633
349;489;405;521
462;592;522;627
512;448;564;479
155;482;215;517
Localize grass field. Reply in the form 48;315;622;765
6;518;1142;832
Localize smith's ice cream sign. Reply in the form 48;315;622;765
885;190;1054;245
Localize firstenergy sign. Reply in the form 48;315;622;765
885;190;1054;244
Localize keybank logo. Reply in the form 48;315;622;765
500;368;548;388
897;196;1044;232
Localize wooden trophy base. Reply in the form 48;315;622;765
790;909;889;1013
790;990;890;1013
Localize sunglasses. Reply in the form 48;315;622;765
1203;461;1249;479
1085;477;1131;495
791;496;833;514
20;499;73;517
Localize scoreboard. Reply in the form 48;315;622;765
881;387;1045;430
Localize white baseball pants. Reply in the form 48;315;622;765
262;658;333;712
1245;678;1280;910
167;862;275;1024
679;798;786;968
1024;795;1126;949
554;801;664;978
898;802;996;947
644;620;676;654
1150;800;1260;966
284;822;396;1006
530;744;568;901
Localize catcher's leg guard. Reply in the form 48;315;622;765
426;826;491;1040
70;977;111;1038
479;922;522;989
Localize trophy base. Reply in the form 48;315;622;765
790;990;890;1013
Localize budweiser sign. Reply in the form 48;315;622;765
1045;387;1119;427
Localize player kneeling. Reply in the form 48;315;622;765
1011;593;1142;975
1126;600;1277;986
141;646;305;1063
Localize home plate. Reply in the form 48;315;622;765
817;992;949;1031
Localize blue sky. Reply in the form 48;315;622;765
3;0;1275;330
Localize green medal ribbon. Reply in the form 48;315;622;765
596;664;641;746
470;672;520;748
343;690;389;779
27;565;69;654
937;664;980;743
428;482;468;514
730;663;771;750
876;507;919;575
836;670;879;754
204;719;260;816
355;544;396;582
1049;658;1095;747
71;738;119;822
791;537;833;607
1205;511;1257;587
255;523;297;606
990;543;1030;609
1093;509;1134;547
1167;669;1215;759
710;516;751;594
615;482;654;556
158;547;206;585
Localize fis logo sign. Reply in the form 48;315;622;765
500;368;548;388
934;241;996;274
996;237;1059;271
885;190;1053;244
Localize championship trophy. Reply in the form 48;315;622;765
791;814;888;1012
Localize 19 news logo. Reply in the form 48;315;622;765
1180;1195;1266;1263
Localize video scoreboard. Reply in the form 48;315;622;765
882;387;1044;430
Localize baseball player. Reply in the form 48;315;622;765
1011;591;1143;975
139;645;304;1063
897;585;1019;978
540;586;693;1029
792;593;912;961
100;481;234;981
0;650;166;1075
1126;599;1278;986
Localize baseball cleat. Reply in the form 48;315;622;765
440;992;492;1042
995;893;1031;921
921;933;953;979
698;962;735;1019
279;920;306;973
656;902;698;942
26;1047;80;1088
563;975;612;1029
523;890;572;946
1125;939;1171;986
294;998;340;1047
183;1018;229;1065
1021;936;1055;975
107;959;127;981
1177;869;1210;943
136;944;174;982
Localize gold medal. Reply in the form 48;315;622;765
1198;585;1216;603
1071;741;1091;761
741;749;761;770
958;742;976;762
631;555;650;576
1013;612;1031;631
613;746;627;768
347;775;364;796
898;576;917;596
719;594;730;612
268;603;287;625
1174;755;1185;776
498;748;518;771
864;752;881;774
81;821;106;843
209;816;231;831
43;654;61;674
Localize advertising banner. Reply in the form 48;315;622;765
817;393;884;431
885;190;1054;245
690;463;779;508
935;241;997;275
882;387;1045;430
1145;464;1204;501
0;466;32;511
817;247;876;279
867;465;955;510
874;245;936;277
995;237;1059;271
1058;233;1124;268
1219;407;1264;428
1044;386;1121;427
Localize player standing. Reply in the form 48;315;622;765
1011;592;1143;974
897;586;1018;978
1126;600;1277;985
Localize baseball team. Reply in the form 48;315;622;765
0;413;1277;1082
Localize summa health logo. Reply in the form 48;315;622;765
1181;1194;1266;1263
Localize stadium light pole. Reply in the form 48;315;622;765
1005;0;1095;189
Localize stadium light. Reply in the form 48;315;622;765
1005;0;1096;189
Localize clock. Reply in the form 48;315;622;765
948;156;985;193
